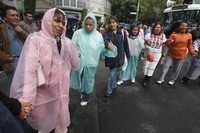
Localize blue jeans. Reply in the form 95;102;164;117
0;102;24;133
158;56;184;82
107;68;119;95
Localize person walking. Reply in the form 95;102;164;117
157;21;197;85
70;13;117;106
10;8;80;133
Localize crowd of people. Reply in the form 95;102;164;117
0;5;200;133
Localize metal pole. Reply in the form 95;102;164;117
136;0;141;23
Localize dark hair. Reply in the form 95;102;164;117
54;8;65;18
177;21;188;33
107;16;120;42
151;21;163;35
3;6;17;18
24;11;33;16
137;22;142;25
108;16;119;32
129;24;139;36
109;16;119;24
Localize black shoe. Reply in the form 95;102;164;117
182;77;189;84
142;76;151;87
142;80;148;87
104;92;113;98
80;93;89;106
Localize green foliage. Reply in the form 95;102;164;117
24;0;36;14
138;0;167;23
111;0;137;22
81;8;88;20
104;14;111;24
111;0;167;24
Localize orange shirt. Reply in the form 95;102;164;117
167;33;194;59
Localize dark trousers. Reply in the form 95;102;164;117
0;102;24;133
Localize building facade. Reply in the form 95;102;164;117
1;0;111;22
1;0;23;10
54;0;86;19
193;0;200;4
54;0;111;22
86;0;111;22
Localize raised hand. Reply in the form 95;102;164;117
14;25;24;33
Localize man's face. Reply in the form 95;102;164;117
25;13;33;22
5;9;19;26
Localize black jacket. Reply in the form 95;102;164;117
103;30;129;69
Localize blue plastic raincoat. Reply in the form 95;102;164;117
70;13;117;94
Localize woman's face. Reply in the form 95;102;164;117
153;24;162;35
179;22;188;33
85;18;94;33
110;19;118;31
131;27;139;36
52;13;66;37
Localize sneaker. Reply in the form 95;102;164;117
142;76;151;87
117;80;124;85
181;77;189;84
105;93;112;98
131;79;135;83
80;93;89;106
142;81;148;87
168;80;175;86
156;80;164;85
80;100;88;106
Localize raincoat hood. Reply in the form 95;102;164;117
82;13;97;33
41;8;66;38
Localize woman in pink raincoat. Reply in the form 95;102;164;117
10;8;80;133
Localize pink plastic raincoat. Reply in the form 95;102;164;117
10;8;80;133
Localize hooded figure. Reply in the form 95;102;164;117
10;8;80;133
70;13;117;106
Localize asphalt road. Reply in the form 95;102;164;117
96;60;200;133
1;58;200;133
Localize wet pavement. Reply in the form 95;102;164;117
96;60;200;133
1;59;200;133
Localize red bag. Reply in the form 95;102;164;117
147;51;154;62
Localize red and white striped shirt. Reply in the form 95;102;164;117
145;33;167;49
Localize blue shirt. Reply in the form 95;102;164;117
6;25;23;56
0;24;23;56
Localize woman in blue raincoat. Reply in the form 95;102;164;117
70;13;117;106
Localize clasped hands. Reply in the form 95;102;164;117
20;101;32;119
